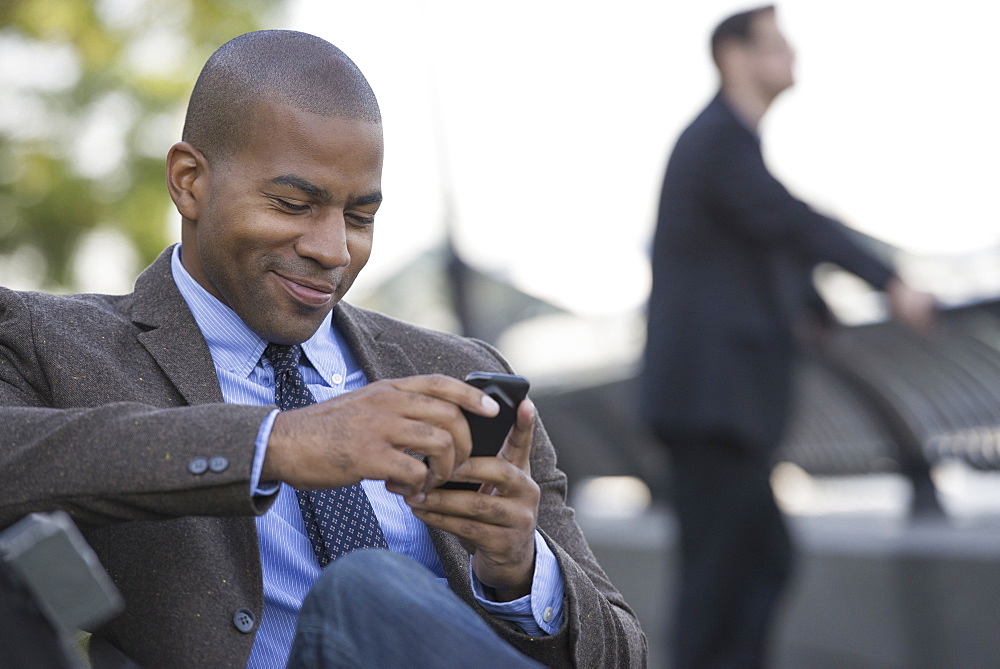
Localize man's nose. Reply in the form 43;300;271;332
296;212;350;268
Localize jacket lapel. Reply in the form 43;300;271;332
130;246;225;406
334;302;419;381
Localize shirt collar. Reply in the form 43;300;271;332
169;244;347;383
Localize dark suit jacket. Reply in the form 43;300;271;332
641;93;894;450
0;248;646;668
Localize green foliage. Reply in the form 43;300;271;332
0;0;286;289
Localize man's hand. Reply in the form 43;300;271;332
885;276;936;334
405;399;540;602
261;374;500;498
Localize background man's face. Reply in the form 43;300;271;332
184;102;384;344
747;13;796;97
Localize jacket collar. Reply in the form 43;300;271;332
711;90;761;143
131;245;225;405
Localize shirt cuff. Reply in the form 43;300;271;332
469;531;564;636
251;409;281;496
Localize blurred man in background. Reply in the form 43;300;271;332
641;6;935;667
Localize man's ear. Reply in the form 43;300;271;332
166;141;209;222
716;42;743;81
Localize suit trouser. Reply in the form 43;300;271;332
660;433;794;669
288;549;543;668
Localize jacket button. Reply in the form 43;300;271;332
187;457;208;475
209;456;229;473
233;608;255;633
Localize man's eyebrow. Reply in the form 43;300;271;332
268;175;333;203
268;175;381;208
353;192;383;207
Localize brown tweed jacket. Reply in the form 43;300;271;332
0;248;646;668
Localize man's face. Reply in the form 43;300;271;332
182;102;383;344
747;13;796;97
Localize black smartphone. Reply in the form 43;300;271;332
439;372;530;490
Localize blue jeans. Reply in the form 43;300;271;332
287;549;544;668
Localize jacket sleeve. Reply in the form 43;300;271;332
527;418;647;667
710;130;895;290
0;289;277;528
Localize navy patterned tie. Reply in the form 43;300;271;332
264;343;388;566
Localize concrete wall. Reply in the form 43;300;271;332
579;508;1000;668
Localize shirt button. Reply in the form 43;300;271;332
542;606;554;623
187;457;208;475
331;373;344;385
233;608;255;633
209;456;229;473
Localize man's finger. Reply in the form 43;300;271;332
498;398;535;470
390;374;501;418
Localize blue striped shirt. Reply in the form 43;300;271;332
169;246;564;668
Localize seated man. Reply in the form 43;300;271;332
0;30;646;667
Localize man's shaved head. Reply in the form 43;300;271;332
182;30;380;163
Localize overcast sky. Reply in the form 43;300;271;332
285;0;999;315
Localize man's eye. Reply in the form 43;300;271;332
348;213;376;226
273;197;310;213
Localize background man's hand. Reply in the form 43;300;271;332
886;276;937;334
261;374;500;498
405;399;540;602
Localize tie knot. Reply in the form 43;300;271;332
264;343;303;374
